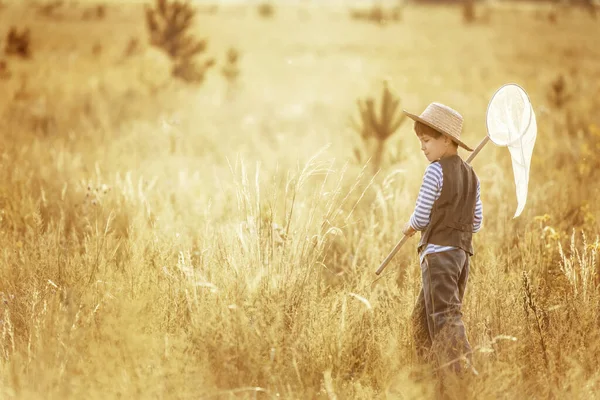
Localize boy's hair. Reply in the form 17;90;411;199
415;121;458;148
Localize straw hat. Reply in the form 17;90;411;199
403;103;473;151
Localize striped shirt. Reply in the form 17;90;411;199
409;162;483;263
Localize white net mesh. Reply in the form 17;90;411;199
486;84;532;146
486;84;537;218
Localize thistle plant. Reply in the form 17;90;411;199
351;80;406;173
145;0;214;83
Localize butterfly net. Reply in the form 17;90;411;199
486;84;537;218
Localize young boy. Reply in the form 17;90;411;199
401;102;483;373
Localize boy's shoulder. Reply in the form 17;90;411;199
424;161;443;177
437;157;480;180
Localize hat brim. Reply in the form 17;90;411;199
403;110;474;152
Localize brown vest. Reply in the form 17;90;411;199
418;155;478;256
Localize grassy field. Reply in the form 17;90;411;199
1;1;600;398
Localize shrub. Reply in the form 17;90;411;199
547;74;572;109
36;0;63;18
145;0;214;84
463;0;476;23
5;27;31;58
257;2;274;18
350;80;406;173
349;2;403;26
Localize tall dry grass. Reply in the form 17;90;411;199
1;2;599;399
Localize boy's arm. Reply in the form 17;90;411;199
407;163;443;232
473;179;483;233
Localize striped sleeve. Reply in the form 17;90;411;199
409;162;443;231
473;179;483;233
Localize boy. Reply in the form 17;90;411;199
401;102;483;373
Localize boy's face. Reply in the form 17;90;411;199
417;132;451;162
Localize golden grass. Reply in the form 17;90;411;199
1;2;600;399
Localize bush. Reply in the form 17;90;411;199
349;3;403;25
350;80;406;173
145;0;214;84
4;27;31;59
463;0;476;23
257;2;275;18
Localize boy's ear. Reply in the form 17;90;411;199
447;136;459;148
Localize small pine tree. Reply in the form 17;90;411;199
351;80;406;173
145;0;214;84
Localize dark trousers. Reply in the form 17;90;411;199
411;249;472;372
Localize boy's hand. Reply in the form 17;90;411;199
402;222;416;237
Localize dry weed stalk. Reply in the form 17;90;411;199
558;230;599;303
0;306;15;362
522;271;550;372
